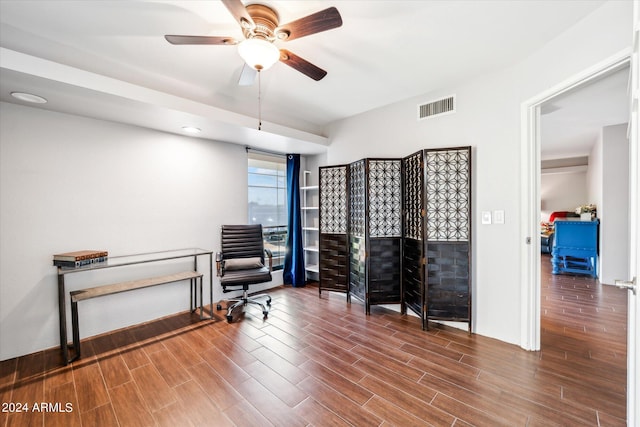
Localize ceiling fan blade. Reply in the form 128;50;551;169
165;35;237;45
221;0;255;30
238;64;257;86
279;49;327;81
276;7;342;41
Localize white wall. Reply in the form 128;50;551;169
540;171;587;221
323;1;632;345
0;102;282;360
587;133;604;221
588;131;605;277
600;123;630;284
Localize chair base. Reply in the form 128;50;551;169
217;289;271;322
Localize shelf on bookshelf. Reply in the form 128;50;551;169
305;264;319;273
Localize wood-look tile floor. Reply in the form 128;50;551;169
0;257;627;426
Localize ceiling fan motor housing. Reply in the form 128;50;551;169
244;4;280;41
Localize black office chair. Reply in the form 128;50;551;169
215;224;273;322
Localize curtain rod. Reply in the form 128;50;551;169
245;146;287;158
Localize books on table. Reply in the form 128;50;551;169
53;250;108;268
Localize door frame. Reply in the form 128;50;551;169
519;48;631;351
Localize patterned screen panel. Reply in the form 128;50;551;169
349;160;366;237
319;166;347;234
425;148;470;241
403;152;424;241
368;160;402;237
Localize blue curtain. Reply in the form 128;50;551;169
283;154;306;287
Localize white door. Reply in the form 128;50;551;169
620;3;640;423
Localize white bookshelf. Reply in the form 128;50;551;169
301;171;319;279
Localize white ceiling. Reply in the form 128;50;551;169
0;0;624;155
541;66;629;160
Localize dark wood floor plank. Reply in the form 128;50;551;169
363;394;439;427
151;401;196;427
43;348;73;391
301;333;362;366
348;332;414;363
297;376;382;427
303;323;358;351
0;357;17;387
97;354;131;390
173;380;234;426
222;399;272;426
299;344;368;383
200;346;251;388
5;373;44;427
359;374;455;425
259;323;309;351
242;360;308;407
112;330;151;370
45;381;81;427
108;381;155;427
71;360;110;413
352;344;425;382
249;346;308;385
217;325;264;353
130;363;176;412
356;356;438;405
0;382;12;427
160;334;204;369
233;377;307;426
254;333;308;366
79;404;119;427
147;349;191;388
186;362;242;411
209;334;257;367
299;358;373;405
431;392;517;427
293;397;352;427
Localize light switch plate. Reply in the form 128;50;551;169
494;210;505;224
481;211;492;225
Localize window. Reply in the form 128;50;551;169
248;152;287;270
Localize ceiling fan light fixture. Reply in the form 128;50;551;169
237;38;279;71
11;91;47;104
181;126;201;134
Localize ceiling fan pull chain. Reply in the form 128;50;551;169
258;69;262;131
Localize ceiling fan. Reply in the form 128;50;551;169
165;0;342;83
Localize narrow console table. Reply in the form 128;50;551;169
56;248;213;364
551;219;599;278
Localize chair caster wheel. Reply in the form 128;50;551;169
266;298;271;307
263;311;268;318
216;304;222;311
226;315;233;323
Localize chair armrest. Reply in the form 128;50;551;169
215;252;224;277
264;249;273;271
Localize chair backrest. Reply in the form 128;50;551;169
220;225;265;262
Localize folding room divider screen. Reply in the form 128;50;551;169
318;164;350;297
349;158;403;313
402;147;472;331
319;146;472;332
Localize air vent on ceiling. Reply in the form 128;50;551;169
418;95;456;120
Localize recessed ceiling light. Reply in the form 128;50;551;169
182;126;201;134
10;92;47;104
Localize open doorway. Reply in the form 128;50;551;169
537;66;630;422
519;52;631;353
539;65;630;284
